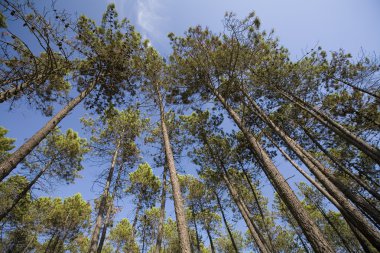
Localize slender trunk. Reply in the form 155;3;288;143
241;90;380;248
330;76;380;101
132;198;142;234
0;81;96;181
278;88;380;163
155;84;191;253
347;221;378;253
205;228;216;253
214;192;239;253
210;87;334;253
97;202;112;253
266;133;380;249
240;167;276;252
192;207;201;252
155;165;167;253
142;221;147;253
301;125;380;201
287;215;311;253
317;206;354;253
88;142;120;253
219;164;269;253
0;161;52;221
97;163;124;253
201;133;269;253
0;81;31;103
44;231;58;253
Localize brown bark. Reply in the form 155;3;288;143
0;161;52;221
88;141;120;253
0;81;96;182
241;90;380;248
155;165;167;253
156;84;191;253
301;125;380;201
278;88;380;164
268;134;380;250
214;192;240;253
192;207;201;252
210;87;334;253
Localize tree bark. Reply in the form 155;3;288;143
278;88;380;164
241;89;380;248
0;161;52;221
155;165;167;253
156;84;192;253
301;125;380;201
0;81;32;103
88;141;120;253
0;81;96;182
210;87;334;253
132;197;142;234
192;207;201;252
214;191;240;253
267;133;380;250
205;228;216;253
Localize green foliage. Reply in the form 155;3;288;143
109;218;139;252
0;126;15;162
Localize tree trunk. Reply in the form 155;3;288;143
240;166;276;252
265;134;380;250
0;161;52;221
88;141;120;253
210;87;334;253
0;81;96;182
301;125;380;201
278;88;380;164
214;192;240;253
205;228;216;253
155;84;192;253
155;165;167;253
192;207;201;252
241;90;380;248
97;163;124;253
132;197;142;234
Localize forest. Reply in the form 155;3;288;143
0;0;379;252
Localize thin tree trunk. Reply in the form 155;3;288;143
210;86;334;253
267;133;380;251
155;84;192;253
317;206;354;253
330;76;380;101
88;141;120;253
286;213;311;253
132;198;142;234
277;88;380;163
205;228;216;253
97;163;125;253
301;125;380;201
241;90;380;248
240;166;276;252
0;81;96;182
155;165;167;253
0;161;52;221
192;207;201;252
214;192;240;253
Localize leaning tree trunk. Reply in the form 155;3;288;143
0;81;96;182
97;163;124;253
209;86;334;253
277;88;380;164
214;191;240;253
155;165;167;253
88;142;120;253
155;84;192;253
241;90;380;248
205;227;216;253
301;125;380;201
0;160;52;221
240;166;276;252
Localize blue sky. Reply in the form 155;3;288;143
1;0;380;249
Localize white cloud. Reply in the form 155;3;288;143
136;0;167;41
